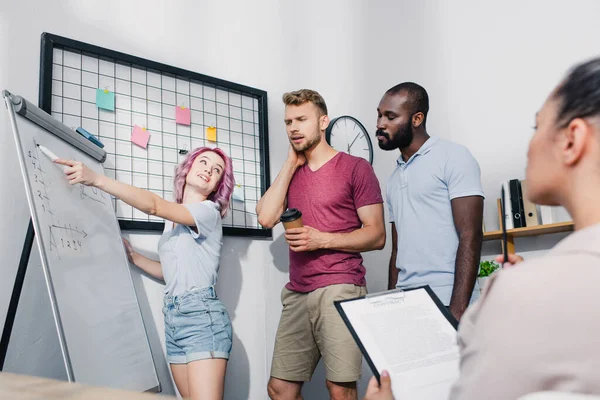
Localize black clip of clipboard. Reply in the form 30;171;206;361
334;285;458;385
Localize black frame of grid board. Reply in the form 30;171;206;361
38;32;272;238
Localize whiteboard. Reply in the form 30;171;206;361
4;93;159;391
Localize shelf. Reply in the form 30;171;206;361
483;221;574;241
484;198;574;254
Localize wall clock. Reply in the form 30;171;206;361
325;116;373;165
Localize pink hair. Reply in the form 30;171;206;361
173;147;235;217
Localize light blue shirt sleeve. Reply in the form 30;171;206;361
444;145;485;200
184;201;220;239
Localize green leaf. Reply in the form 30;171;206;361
478;260;500;277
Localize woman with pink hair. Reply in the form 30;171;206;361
55;147;235;400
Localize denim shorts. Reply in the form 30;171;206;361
163;286;232;364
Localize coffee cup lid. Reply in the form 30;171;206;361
280;208;302;222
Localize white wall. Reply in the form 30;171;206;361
2;1;600;399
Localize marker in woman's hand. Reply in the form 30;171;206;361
38;144;69;173
37;144;59;161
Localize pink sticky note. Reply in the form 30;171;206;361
176;106;191;125
131;125;150;149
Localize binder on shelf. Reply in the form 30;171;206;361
502;181;514;230
520;180;540;227
509;179;526;228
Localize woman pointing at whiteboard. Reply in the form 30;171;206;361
55;147;234;400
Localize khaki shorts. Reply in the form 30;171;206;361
270;284;367;383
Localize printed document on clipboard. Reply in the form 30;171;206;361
334;286;460;400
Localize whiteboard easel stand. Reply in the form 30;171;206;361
0;90;106;379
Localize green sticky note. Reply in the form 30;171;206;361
96;89;115;111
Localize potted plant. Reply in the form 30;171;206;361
478;260;500;292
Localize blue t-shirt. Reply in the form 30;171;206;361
158;200;223;296
386;137;484;305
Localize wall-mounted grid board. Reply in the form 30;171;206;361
39;33;271;238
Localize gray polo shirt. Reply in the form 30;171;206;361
386;136;484;305
158;200;223;296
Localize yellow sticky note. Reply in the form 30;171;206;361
206;126;217;142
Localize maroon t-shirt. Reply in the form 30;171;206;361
286;152;383;292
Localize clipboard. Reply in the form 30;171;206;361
334;285;459;395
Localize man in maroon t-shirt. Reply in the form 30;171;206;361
257;89;385;400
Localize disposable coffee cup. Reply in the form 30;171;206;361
280;208;303;229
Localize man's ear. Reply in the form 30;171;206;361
412;112;425;128
320;114;330;132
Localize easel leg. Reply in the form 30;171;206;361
0;219;34;370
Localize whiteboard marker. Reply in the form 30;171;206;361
37;144;59;161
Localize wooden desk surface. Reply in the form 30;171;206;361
0;372;175;399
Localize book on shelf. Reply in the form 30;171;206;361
520;180;540;227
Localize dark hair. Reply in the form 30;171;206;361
386;82;429;126
282;89;328;116
554;57;600;128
